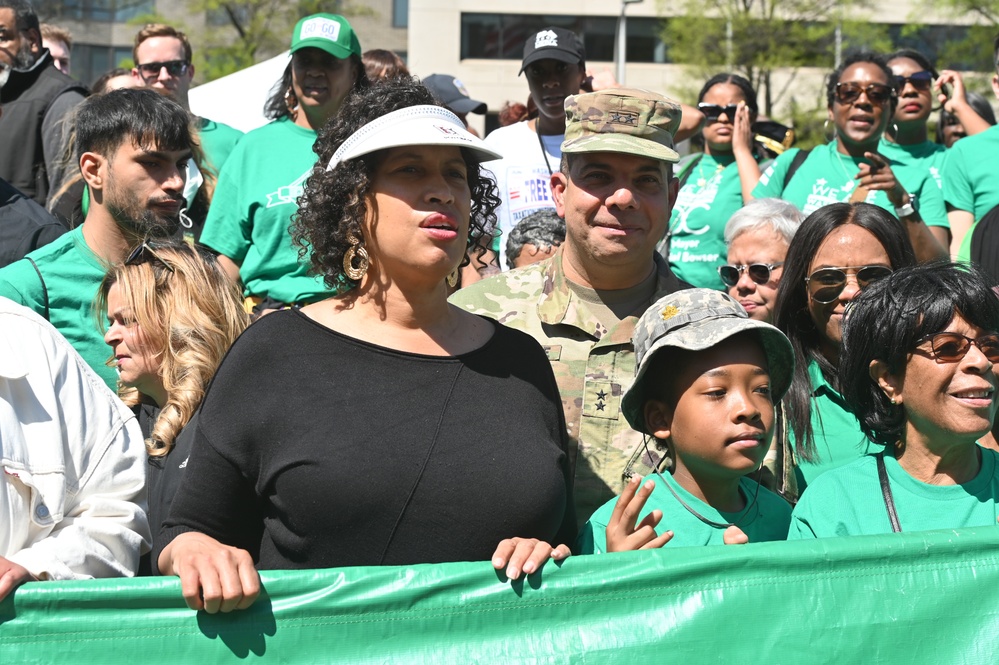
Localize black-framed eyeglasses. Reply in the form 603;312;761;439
698;103;740;121
718;262;783;287
136;60;191;80
915;332;999;364
834;82;896;106
892;70;933;92
805;265;892;304
125;242;175;272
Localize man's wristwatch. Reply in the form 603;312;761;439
895;194;918;218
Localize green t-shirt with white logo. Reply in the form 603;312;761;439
666;153;746;291
200;117;332;304
753;141;947;228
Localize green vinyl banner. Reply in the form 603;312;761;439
3;527;999;664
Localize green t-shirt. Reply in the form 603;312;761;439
753;141;947;227
666;153;747;290
576;471;791;554
942;124;999;261
0;225;116;389
793;359;875;488
875;138;949;228
199;117;332;304
788;449;999;538
197;117;243;179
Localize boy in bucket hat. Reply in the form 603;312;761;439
576;288;795;553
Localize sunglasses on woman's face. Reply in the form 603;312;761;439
915;332;999;364
805;265;892;304
718;262;783;287
698;103;740;121
834;82;895;106
892;70;933;92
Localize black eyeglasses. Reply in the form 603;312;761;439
136;60;191;80
892;70;933;92
834;82;896;106
125;242;175;272
718;262;783;287
698;103;740;121
805;265;892;303
915;332;999;364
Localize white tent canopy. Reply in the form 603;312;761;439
189;51;290;133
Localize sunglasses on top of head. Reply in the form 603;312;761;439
698;103;741;121
137;60;191;80
718;262;783;288
805;265;892;304
892;70;933;92
834;82;896;106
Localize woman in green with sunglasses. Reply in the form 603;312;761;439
752;52;946;264
789;261;999;538
765;203;916;503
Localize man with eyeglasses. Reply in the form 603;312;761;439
0;88;193;389
453;88;692;525
0;0;87;209
131;24;243;240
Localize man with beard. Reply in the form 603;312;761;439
0;0;87;207
0;88;192;389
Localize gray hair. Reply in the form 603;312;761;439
506;208;566;269
724;198;803;245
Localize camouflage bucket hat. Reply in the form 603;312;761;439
621;288;795;434
562;88;682;163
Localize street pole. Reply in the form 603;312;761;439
615;0;644;85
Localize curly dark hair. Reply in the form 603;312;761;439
292;77;500;291
825;50;897;116
840;261;999;448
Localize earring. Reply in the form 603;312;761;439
343;234;369;281
823;118;834;142
446;267;459;288
285;86;299;122
889;397;898;405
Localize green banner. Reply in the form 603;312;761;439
3;527;999;663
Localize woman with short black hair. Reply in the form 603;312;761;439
789;261;999;537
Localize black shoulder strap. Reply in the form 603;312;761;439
783;149;811;190
676;153;704;190
26;257;49;322
876;452;902;533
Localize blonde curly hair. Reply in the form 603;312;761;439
98;242;248;457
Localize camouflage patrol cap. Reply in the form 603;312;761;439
562;88;682;163
621;288;795;434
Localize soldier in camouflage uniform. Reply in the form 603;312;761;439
451;87;692;524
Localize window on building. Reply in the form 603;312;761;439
393;0;408;28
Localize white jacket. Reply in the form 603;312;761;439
0;297;150;581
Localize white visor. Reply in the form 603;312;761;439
326;105;502;171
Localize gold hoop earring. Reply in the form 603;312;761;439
824;118;835;142
285;86;299;122
446;267;459;288
343;234;369;281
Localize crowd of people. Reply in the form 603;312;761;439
2;0;999;623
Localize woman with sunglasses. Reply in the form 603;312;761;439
753;52;946;264
666;73;764;290
99;241;248;572
789;261;999;538
155;78;576;614
766;202;916;502
718;198;803;323
878;50;951;249
199;14;369;316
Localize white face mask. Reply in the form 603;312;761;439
179;160;204;229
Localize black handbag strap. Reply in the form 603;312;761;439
876;452;902;533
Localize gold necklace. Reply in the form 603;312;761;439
696;157;726;188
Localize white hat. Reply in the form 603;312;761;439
326;105;502;171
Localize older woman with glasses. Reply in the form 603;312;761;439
765;202;916;502
789;261;999;538
718;198;803;323
752;52;946;264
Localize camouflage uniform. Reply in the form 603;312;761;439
450;246;688;524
